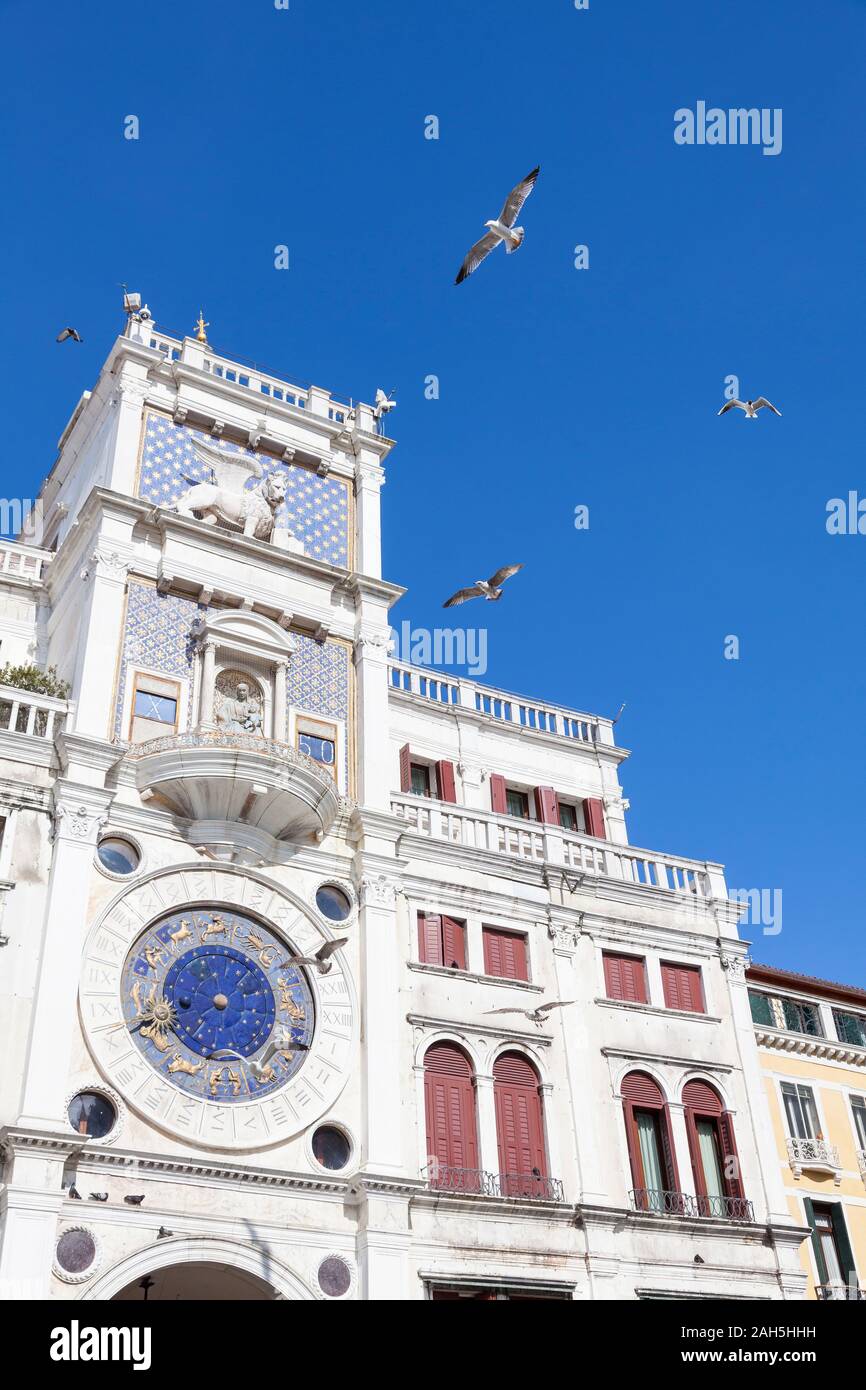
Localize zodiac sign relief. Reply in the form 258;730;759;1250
276;977;305;1022
209;1067;242;1097
201;913;228;942
169;919;193;949
168;1053;204;1076
143;943;168;972
247;927;278;969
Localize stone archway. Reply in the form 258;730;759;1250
80;1236;316;1302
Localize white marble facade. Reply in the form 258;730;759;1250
0;312;809;1301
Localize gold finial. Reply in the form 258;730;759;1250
194;309;210;344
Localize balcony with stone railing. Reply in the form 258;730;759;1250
392;793;724;900
0;540;51;584
857;1150;866;1185
786;1136;842;1183
0;684;68;746
388;659;615;748
816;1281;863;1301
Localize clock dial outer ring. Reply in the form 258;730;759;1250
79;865;356;1153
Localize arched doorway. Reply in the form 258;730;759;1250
80;1236;316;1302
112;1262;277;1301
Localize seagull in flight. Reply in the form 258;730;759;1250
485;1000;576;1026
211;1027;310;1079
56;327;83;343
289;938;349;975
455;166;540;284
443;563;524;608
717;397;781;419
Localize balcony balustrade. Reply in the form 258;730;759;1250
0;684;67;743
423;1164;564;1203
630;1189;755;1222
786;1136;842;1181
392;793;720;899
0;541;49;582
858;1150;866;1184
816;1281;863;1301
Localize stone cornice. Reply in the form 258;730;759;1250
601;1046;734;1073
407;1012;553;1047
755;1027;866;1068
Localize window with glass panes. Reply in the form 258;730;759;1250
779;997;823;1036
851;1096;866;1152
833;1009;866;1047
506;789;529;819
781;1082;820;1140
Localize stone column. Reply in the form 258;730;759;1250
667;1101;695;1199
273;657;288;742
358;869;404;1176
17;782;112;1129
199;641;217;729
475;1074;500;1178
0;1133;77;1300
69;548;130;740
355;631;393;810
354;458;384;579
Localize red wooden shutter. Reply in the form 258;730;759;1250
662;963;704;1013
399;744;412;793
436;759;457;804
603;952;648;1004
718;1112;745;1199
583;797;606;839
621;1071;665;1107
417;912;444;965
533;786;560;825
493;1053;546;1191
490;773;508;814
424;1043;478;1181
683;1081;727;1201
621;1071;680;1194
441;916;466;971
483;927;528;981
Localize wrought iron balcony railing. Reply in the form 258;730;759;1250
423;1164;564;1203
630;1189;755;1222
816;1281;863;1301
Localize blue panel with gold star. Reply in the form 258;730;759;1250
138;413;350;568
120;909;315;1103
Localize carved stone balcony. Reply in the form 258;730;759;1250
786;1136;842;1184
129;729;341;860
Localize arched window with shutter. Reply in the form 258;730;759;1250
493;1052;548;1197
682;1079;746;1216
621;1070;681;1213
423;1042;479;1193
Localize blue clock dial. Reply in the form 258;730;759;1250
121;908;315;1103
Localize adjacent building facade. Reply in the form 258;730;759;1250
747;964;866;1299
0;306;811;1300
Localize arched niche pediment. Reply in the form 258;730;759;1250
194;609;297;664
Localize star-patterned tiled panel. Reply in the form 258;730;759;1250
138;413;350;568
114;587;352;782
113;585;200;739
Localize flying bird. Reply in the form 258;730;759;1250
717;397;781;419
455;166;540;284
443;563;524;608
290;938;349;974
211;1027;310;1079
56;327;83;343
484;1000;576;1026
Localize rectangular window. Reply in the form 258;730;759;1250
781;1082;819;1141
506;788;529;819
129;673;181;743
296;718;338;778
483;927;528;981
851;1097;866;1152
411;763;432;797
748;990;775;1027
558;803;579;832
834;1009;866;1047
603;952;648;1005
780;997;824;1037
417;912;466;970
661;962;704;1014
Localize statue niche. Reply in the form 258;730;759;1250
213;670;265;736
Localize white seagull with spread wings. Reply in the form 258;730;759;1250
443;563;524;609
485;1000;576;1026
717;397;782;420
455;166;540;284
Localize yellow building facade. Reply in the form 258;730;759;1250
748;964;866;1299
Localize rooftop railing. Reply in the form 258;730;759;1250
0;684;67;742
388;660;613;746
145;332;352;422
0;541;50;582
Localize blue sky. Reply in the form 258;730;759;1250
2;0;864;982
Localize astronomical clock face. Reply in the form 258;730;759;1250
79;866;355;1151
120;910;315;1103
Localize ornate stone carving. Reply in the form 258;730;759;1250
360;873;400;909
52;801;109;846
173;438;301;548
214;670;264;735
719;951;750;981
